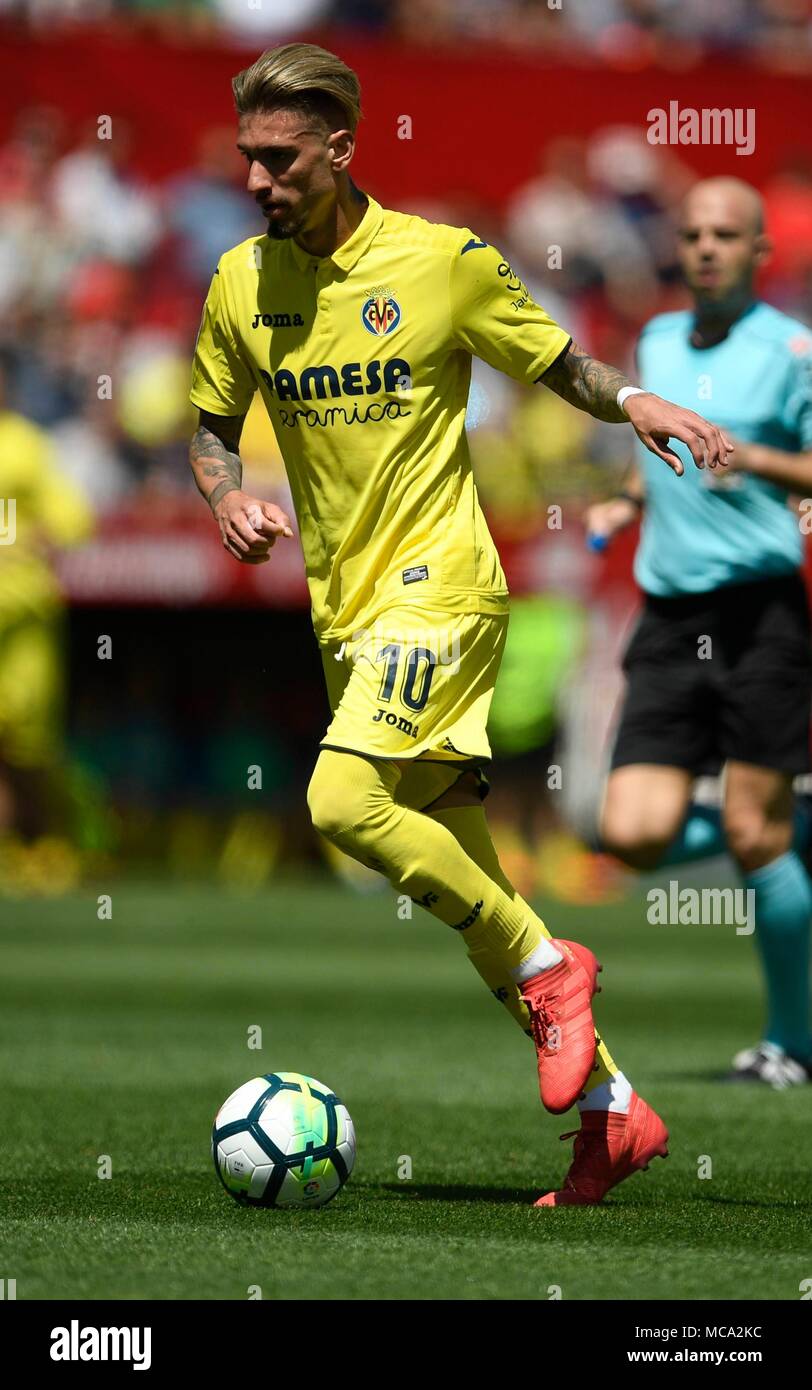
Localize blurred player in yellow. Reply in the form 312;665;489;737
0;353;92;890
189;43;732;1204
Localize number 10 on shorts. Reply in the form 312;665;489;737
376;644;437;712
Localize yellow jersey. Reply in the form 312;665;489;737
190;194;570;643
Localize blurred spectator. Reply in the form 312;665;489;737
48;385;133;512
506;136;655;303
210;0;331;41
163;128;260;290
0;0;809;56
50;120;161;264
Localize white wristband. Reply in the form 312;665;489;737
617;385;647;415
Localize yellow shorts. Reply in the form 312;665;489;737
319;607;508;770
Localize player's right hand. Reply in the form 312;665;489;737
213;490;294;564
623;392;733;474
585;497;640;545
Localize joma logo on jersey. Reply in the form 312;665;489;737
497;260;531;311
258;357;411;401
371;709;419;738
361;295;401;336
251;312;305;328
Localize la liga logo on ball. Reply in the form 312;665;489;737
361;291;401;336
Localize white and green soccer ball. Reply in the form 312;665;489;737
212;1072;355;1209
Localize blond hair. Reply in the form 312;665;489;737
232;43;362;133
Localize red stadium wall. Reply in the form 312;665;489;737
1;25;809;200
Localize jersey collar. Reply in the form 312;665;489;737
289;194;383;275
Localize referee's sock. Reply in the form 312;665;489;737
658;803;726;866
657;800;811;869
745;850;812;1062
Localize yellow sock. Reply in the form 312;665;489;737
430;805;543;1033
307;751;619;1086
309;752;546;972
584;1031;621;1093
431;804;619;1085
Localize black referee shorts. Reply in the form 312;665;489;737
610;573;812;776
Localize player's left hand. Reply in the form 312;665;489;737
624;393;734;475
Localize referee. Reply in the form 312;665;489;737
588;177;812;1087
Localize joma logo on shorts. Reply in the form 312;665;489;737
371;709;419;738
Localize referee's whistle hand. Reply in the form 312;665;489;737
624;392;734;475
585;497;639;541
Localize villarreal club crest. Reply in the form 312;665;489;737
361;288;402;336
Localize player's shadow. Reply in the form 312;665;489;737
377;1181;546;1204
695;1192;812;1210
649;1068;755;1083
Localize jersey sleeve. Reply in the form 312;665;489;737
190;263;257;416
448;234;571;384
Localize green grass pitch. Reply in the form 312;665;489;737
1;875;809;1301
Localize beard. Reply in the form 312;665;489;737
263;206;306;241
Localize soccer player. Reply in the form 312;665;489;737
188;44;731;1203
588;177;812;1088
0;352;92;885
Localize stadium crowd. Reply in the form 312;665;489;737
0;18;811;883
1;103;811;532
2;0;810;61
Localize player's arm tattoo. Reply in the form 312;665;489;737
190;410;247;512
538;340;633;422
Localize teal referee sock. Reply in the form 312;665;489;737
745;851;812;1062
659;804;726;866
658;800;811;869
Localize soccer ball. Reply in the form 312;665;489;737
212;1071;355;1208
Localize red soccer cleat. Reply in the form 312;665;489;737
520;938;602;1115
534;1091;669;1207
